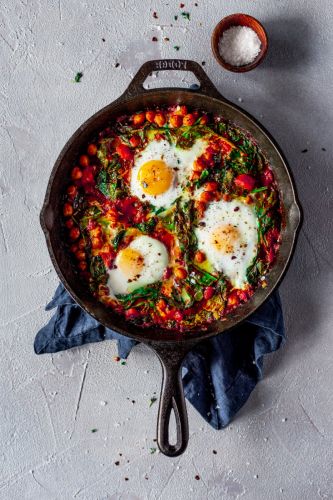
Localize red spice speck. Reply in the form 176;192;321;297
153;11;158;18
195;475;200;480
113;356;120;362
152;36;158;42
180;2;185;6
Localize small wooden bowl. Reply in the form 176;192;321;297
211;13;268;73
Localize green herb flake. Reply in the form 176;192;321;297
181;12;190;20
149;397;157;407
121;361;127;366
174;15;178;20
91;428;98;433
150;447;157;454
251;186;268;194
74;72;83;83
173;45;180;51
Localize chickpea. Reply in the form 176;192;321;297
65;219;74;229
175;105;187;116
174;267;187;279
183;113;195;126
132;112;145;126
169;114;183;128
146;110;155;122
67;185;78;197
91;237;103;249
87;143;97;156
69;227;80;240
199;115;208;125
63;203;73;217
71;167;82;180
75;250;86;261
79;155;89;167
204;181;218;192
199;191;214;203
154;112;166;127
78;261;87;271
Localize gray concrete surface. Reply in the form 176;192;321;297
1;0;332;499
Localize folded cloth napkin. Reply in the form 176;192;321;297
35;284;285;429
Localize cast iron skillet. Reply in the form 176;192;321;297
40;59;301;457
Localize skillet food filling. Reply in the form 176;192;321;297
62;105;282;331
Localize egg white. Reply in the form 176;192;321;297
107;235;169;295
195;199;258;288
130;138;208;208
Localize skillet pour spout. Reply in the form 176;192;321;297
40;59;301;457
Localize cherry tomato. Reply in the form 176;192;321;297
65;219;74;229
116;144;134;161
203;286;215;300
125;308;140;319
262;167;274;186
234;174;256;191
129;135;141;148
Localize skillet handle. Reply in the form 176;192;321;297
122;59;223;99
149;341;195;457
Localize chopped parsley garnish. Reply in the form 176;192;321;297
74;72;83;83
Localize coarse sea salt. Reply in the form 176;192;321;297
218;25;261;66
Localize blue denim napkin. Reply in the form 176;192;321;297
35;284;284;429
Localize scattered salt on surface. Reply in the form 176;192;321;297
218;26;261;66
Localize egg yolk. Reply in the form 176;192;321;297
117;247;144;279
211;224;240;254
138;160;173;196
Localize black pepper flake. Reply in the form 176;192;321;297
234;206;239;211
301;148;308;153
119;453;123;456
115;461;120;466
153;11;158;18
164;37;170;42
201;61;206;66
213;450;217;454
174;15;178;20
195;475;200;480
195;2;198;5
322;147;326;151
152;36;158;42
132;400;135;404
231;256;236;260
115;62;120;68
125;477;129;481
102;38;106;42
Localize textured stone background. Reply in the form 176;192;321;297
0;0;332;499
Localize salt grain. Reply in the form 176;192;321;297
218;26;261;66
